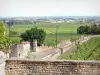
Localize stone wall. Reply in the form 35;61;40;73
5;59;100;75
10;42;30;58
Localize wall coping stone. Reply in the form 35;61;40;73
6;58;100;64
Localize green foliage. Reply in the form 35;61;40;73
77;24;100;35
0;36;11;53
5;23;84;46
58;37;100;60
0;22;5;36
77;26;85;34
84;25;91;34
0;22;11;53
77;25;91;34
91;25;100;34
20;27;46;46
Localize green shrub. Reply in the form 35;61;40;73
20;27;46;46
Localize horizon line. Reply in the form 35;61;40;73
0;15;100;18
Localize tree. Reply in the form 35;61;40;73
97;27;100;34
20;27;46;46
0;22;11;53
77;25;91;34
77;26;85;34
84;26;91;34
91;24;100;34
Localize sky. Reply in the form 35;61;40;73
0;0;100;17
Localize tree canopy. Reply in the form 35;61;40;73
77;24;100;35
20;27;46;46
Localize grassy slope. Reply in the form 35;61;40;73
58;37;100;60
5;23;85;46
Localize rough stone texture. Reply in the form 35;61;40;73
5;59;100;75
10;43;30;58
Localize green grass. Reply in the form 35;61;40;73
58;37;100;60
5;23;87;46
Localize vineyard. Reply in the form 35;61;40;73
5;23;85;46
58;37;100;60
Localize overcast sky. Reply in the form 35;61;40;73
0;0;100;17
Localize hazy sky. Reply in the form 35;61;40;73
0;0;100;17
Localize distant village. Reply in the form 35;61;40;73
1;16;100;24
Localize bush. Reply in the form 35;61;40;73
20;27;46;46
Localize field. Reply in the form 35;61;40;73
5;22;86;46
58;37;100;60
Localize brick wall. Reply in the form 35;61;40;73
5;59;100;75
